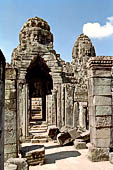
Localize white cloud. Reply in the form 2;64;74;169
83;16;113;39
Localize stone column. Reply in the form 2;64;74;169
46;95;52;125
4;67;18;161
88;56;113;161
57;85;61;128
51;89;57;125
65;84;74;128
22;83;29;138
73;102;79;128
0;51;5;170
79;102;87;130
61;85;65;127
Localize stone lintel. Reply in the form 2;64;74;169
88;56;113;69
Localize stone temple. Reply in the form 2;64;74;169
0;17;113;169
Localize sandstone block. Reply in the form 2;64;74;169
4;163;17;170
88;144;109;162
96;106;112;115
6;158;28;170
68;128;81;140
109;152;113;164
74;140;87;149
20;145;45;166
93;86;111;95
94;96;111;106
48;126;60;140
93;77;111;86
57;132;72;146
78;130;90;142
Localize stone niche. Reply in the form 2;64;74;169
88;56;113;161
0;50;5;170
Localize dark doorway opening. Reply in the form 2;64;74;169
26;56;53;122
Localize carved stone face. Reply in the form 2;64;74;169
19;17;53;47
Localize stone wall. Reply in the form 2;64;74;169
4;65;18;161
88;56;113;161
0;50;5;170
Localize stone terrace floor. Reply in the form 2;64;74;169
22;141;113;170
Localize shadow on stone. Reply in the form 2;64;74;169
20;145;44;157
45;145;60;150
45;151;81;164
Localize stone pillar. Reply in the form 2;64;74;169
51;89;57;125
65;84;74;128
0;50;5;170
46;95;52;125
79;102;87;130
22;84;29;138
88;56;113;161
57;85;61;128
61;85;65;127
73;102;79;127
4;67;18;161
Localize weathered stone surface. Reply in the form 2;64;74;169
0;50;5;170
109;152;113;164
88;56;113;161
4;163;17;170
94;96;111;106
88;144;109;162
6;158;28;170
96;106;112;116
77;130;90;142
74;139;87;149
57;132;72;146
68;128;81;140
48;126;60;139
20;145;45;166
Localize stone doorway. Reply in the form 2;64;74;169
26;56;53;123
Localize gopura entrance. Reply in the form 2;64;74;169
26;56;53;122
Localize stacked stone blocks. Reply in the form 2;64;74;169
88;56;113;161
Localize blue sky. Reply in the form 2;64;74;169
0;0;113;62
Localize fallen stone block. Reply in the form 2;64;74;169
77;130;90;142
109;152;113;164
57;132;72;146
68;128;81;140
6;158;28;170
4;163;17;170
20;145;45;166
48;126;60;140
74;139;87;149
60;126;68;133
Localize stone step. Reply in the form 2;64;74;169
33;134;48;139
31;138;48;143
29;129;47;133
30;127;48;131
